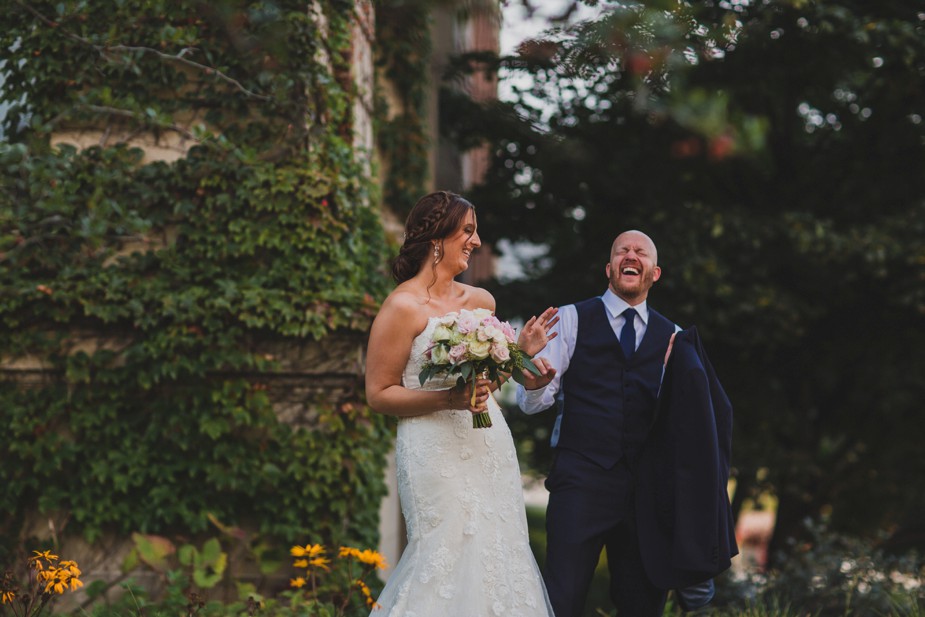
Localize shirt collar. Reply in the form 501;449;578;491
602;288;648;324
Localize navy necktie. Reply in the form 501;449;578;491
620;308;637;359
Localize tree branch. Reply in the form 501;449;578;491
101;45;271;101
83;104;202;143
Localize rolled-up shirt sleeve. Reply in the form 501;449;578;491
515;304;576;415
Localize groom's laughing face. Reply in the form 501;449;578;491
606;231;661;303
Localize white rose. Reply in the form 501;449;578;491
437;312;459;327
480;325;505;344
468;340;491;360
431;344;451;365
472;308;493;321
432;325;454;342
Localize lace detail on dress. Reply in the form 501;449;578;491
372;312;553;617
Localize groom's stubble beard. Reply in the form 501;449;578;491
609;267;657;303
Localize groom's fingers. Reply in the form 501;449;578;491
532;357;552;375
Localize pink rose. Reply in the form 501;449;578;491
500;321;516;343
457;314;479;334
490;343;511;363
449;343;468;364
482;315;502;329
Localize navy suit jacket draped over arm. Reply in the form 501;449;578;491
635;327;739;590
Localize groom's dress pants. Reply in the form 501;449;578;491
544;449;666;617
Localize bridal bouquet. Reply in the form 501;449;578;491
419;308;541;428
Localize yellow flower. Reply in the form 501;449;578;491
69;578;84;592
290;544;325;558
355;579;380;608
292;559;309;569
308;557;330;571
357;549;388;570
338;546;356;559
1;591;15;604
307;545;325;558
289;577;306;589
290;545;307;557
29;550;58;570
45;578;67;595
340;546;388;570
59;560;81;576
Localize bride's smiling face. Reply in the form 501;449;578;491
438;210;480;273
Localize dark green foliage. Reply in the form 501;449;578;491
375;0;432;215
0;0;393;562
449;0;925;557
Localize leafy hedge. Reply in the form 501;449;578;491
0;0;394;562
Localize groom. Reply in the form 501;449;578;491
517;230;717;616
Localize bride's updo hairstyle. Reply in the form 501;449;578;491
391;191;475;283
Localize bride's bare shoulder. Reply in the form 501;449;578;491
461;284;496;312
375;287;429;330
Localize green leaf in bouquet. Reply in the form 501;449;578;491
418;364;432;386
511;369;527;386
521;356;542;376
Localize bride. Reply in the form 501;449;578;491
365;191;558;617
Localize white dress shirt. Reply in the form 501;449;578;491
516;289;680;419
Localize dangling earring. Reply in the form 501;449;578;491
433;244;440;264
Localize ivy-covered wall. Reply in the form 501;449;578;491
374;0;432;217
0;0;395;566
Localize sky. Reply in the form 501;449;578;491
499;0;602;102
494;1;602;280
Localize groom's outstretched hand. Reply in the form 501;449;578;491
522;357;556;391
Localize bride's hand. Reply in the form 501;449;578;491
521;357;556;391
517;307;560;357
453;378;492;413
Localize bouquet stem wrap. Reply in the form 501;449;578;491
471;370;492;428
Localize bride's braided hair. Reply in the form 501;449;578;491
391;191;475;283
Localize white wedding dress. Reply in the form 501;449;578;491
371;316;554;617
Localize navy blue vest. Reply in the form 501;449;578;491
557;297;674;468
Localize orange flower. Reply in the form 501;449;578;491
289;577;306;589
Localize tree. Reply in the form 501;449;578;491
447;0;925;560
